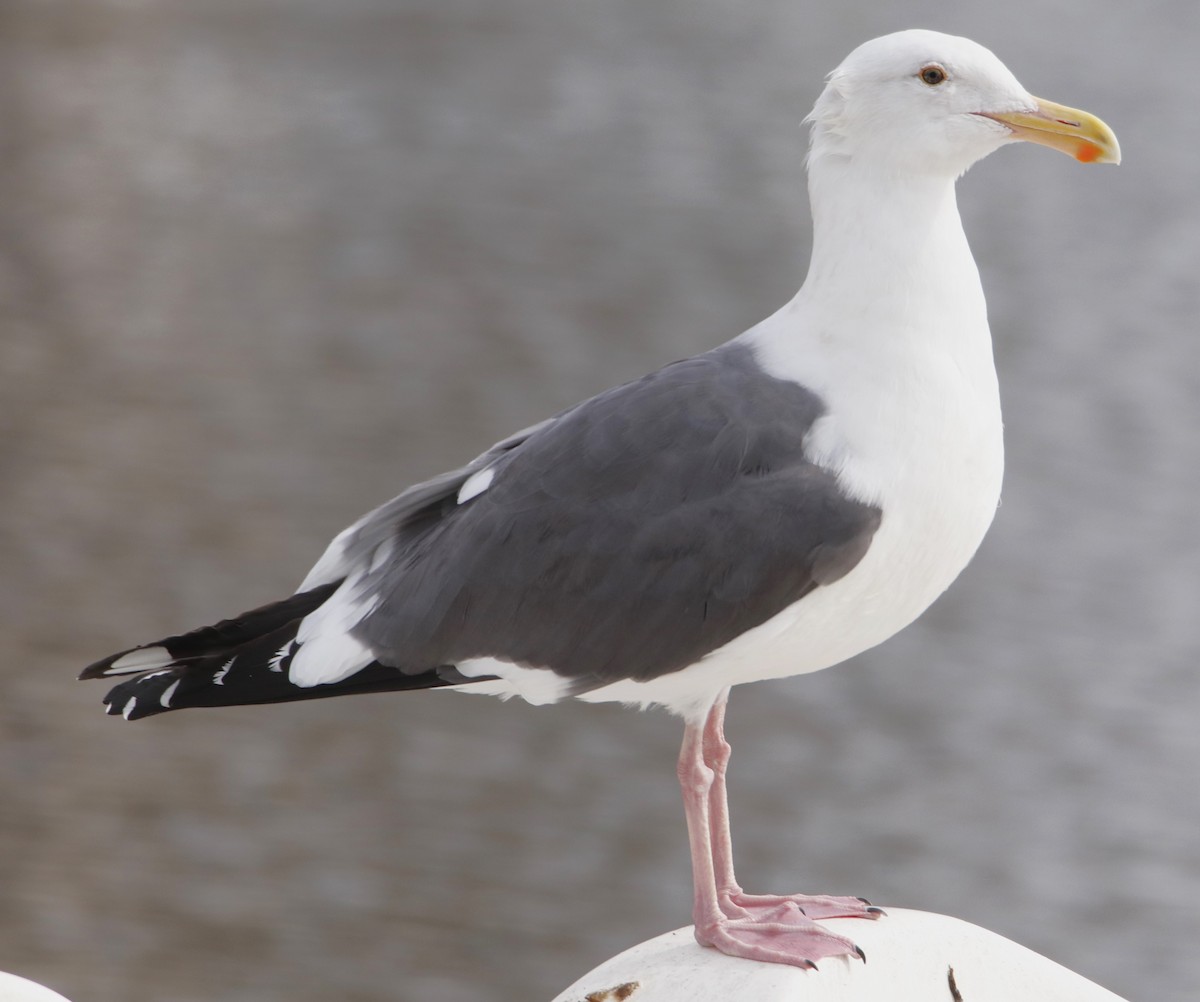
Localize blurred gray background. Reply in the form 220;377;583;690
2;1;1196;1000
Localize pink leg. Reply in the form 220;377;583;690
704;692;882;924
678;691;877;968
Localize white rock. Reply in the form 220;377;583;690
0;971;73;1002
551;909;1128;1002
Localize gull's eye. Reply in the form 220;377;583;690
919;65;948;86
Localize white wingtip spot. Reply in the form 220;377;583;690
268;644;294;673
159;680;181;708
213;656;236;685
456;465;495;505
121;696;139;720
105;646;173;675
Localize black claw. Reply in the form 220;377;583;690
856;896;873;905
866;906;887;916
854;945;867;963
804;959;820;971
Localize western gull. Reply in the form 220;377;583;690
80;30;1119;969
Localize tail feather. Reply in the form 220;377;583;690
83;586;479;720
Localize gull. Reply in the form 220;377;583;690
81;29;1119;968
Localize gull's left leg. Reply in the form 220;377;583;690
702;690;883;926
679;692;868;968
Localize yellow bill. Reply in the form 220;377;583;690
978;97;1121;165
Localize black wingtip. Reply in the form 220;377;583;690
79;583;343;683
79;660;114;681
101;671;183;720
79;654;122;681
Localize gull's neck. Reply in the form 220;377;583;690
745;151;994;390
800;154;984;334
741;151;1003;507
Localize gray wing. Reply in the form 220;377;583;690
297;417;555;592
344;342;881;690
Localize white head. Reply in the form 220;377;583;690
809;29;1120;177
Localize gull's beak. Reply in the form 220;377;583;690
977;97;1121;165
